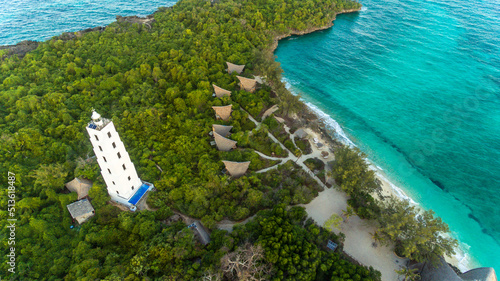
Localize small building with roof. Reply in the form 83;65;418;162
236;76;258;93
213;84;231;98
67;198;95;224
212;124;233;137
212;105;233;121
188;221;211;245
222;161;250;177
226;62;245;74
214;131;237;151
65;177;92;200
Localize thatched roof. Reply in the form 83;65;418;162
212;84;231;97
236;76;257;92
212;105;232;121
295;128;308;139
212;124;233;137
226;62;245;74
262;104;279;120
214;131;237;151
67;199;95;224
460;267;497;281
65;178;92;199
222;161;251;177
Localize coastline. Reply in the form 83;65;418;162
270;8;479;272
269;8;362;54
289;85;475;273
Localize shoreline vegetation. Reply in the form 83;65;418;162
0;0;467;280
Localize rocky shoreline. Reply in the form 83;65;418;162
0;11;165;60
269;8;362;53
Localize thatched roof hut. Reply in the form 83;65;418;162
212;124;233;137
65;177;92;200
226;62;245;74
212;84;231;98
262;104;279;120
214;131;237;151
418;258;462;281
222;161;250;177
212;105;232;121
236;76;257;92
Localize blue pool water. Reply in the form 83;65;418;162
275;0;500;272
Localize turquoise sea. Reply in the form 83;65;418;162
1;0;498;273
275;0;500;272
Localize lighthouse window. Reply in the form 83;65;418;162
122;164;126;170
108;169;111;174
131;186;134;190
128;176;131;181
112;181;115;185
107;132;112;138
117;152;121;159
95;135;99;141
117;190;119;195
99;146;103;151
112;142;116;148
103;156;107;162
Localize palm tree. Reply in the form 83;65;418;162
341;206;355;222
395;266;420;281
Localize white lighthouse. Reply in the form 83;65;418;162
86;110;153;210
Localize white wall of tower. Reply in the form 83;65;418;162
86;120;142;203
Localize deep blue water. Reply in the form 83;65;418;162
275;0;499;272
0;0;176;45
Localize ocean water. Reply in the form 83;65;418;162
275;0;500;272
0;0;176;46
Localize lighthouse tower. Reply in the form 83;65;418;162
86;111;153;209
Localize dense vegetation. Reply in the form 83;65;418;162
0;0;363;279
231;205;381;281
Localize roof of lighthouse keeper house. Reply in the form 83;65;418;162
67;198;95;224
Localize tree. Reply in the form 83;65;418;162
375;198;457;264
31;163;69;192
324;213;343;231
341;206;355;222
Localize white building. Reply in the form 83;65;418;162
86;111;153;210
